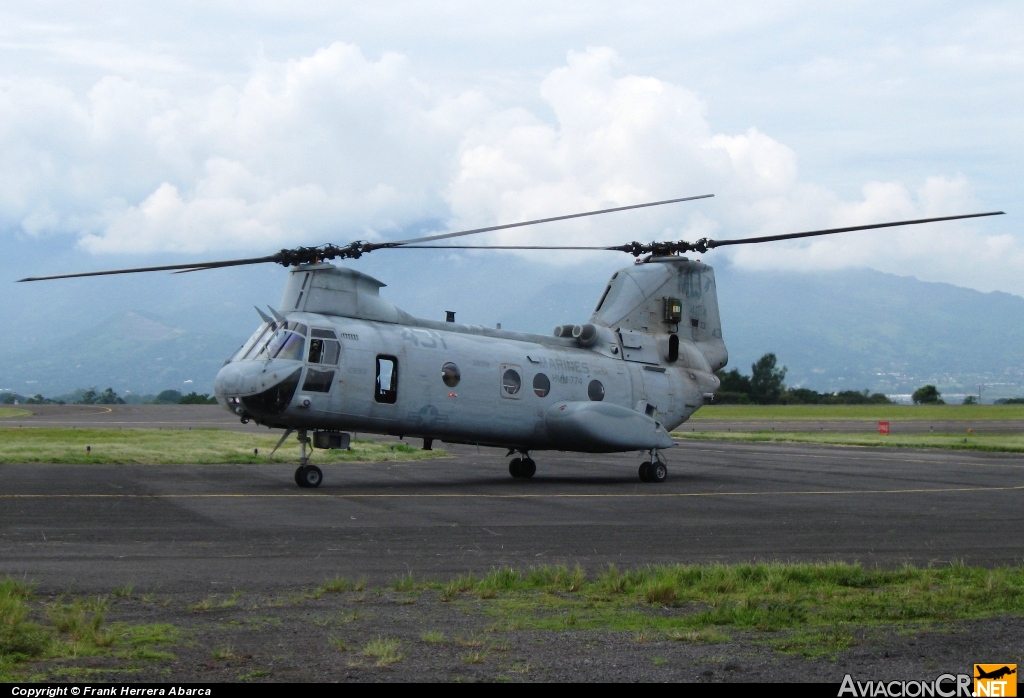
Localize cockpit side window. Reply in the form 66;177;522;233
308;329;341;365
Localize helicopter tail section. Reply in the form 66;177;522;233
588;257;728;372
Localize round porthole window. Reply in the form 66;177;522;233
502;368;522;395
441;362;461;387
588;379;605;401
533;373;550;398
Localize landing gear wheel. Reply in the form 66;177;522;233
296;465;323;488
649;461;667;483
519;458;536;478
638;462;653;482
509;458;523;478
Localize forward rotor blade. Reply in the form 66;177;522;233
18;195;713;281
374;194;714;248
388;244;616;250
17;255;280;282
701;211;1005;250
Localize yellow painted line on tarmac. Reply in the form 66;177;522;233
2;485;1023;499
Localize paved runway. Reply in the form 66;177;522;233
4;404;267;432
2;437;1022;594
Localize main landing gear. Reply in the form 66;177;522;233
638;449;667;483
508;450;536;479
293;430;323;489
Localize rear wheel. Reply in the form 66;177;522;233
509;458;523;478
638;462;652;482
520;458;536;478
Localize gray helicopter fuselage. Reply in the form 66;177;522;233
213;257;726;453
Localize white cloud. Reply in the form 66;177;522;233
0;38;1019;295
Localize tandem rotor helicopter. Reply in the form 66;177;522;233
20;196;1003;488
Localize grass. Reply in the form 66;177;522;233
368;561;1024;661
674;430;1024;453
362;637;403;667
665;628;730;643
691;404;1024;421
0;408;32;419
0;428;447;465
768;626;858;659
1;579;179;680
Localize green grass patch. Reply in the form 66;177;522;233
0;408;32;419
691;404;1024;421
417;561;1024;642
767;625;858;659
674;430;1024;453
0;428;447;464
665;628;730;643
362;637;403;667
1;579;180;680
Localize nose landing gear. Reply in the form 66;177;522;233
638;449;667;483
293;430;323;488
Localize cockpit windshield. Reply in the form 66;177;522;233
253;321;308;361
234;322;272;362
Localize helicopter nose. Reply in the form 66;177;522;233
215;360;304;418
214;360;264;398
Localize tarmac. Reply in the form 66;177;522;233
1;405;1022;593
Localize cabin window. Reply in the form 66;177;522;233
302;368;335;393
375;356;398;404
441;362;461;387
501;368;521;396
533;373;550;398
588;380;605;401
668;334;679;362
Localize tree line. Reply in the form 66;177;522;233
714;353;978;405
1;388;218;405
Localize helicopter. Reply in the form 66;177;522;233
20;197;1003;488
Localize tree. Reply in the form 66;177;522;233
75;388;98;405
749;353;787;404
912;385;944;404
962;395;977;405
179;392;218;405
154;390;183;404
95;388;125;404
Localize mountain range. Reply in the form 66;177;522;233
1;256;1021;402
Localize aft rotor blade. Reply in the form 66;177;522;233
701;211;1005;249
374;194;714;248
17;255;280;282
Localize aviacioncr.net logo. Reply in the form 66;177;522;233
974;664;1017;697
839;674;972;697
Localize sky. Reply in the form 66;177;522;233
2;1;1022;299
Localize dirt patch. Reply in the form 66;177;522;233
12;587;1022;683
